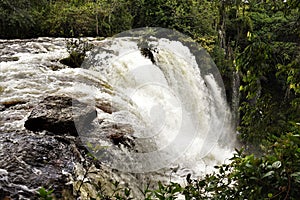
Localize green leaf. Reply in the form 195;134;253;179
198;180;206;187
37;187;53;200
291;172;300;177
246;163;253;168
268;193;273;198
124;188;130;197
154;191;165;200
38;187;47;197
262;171;274;179
158;181;164;190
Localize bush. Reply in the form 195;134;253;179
151;131;300;200
60;38;93;68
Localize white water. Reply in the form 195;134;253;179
0;35;235;197
78;34;235;174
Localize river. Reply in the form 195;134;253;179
0;28;235;199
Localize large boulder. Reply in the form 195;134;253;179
24;96;97;136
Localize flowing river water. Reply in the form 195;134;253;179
0;28;235;199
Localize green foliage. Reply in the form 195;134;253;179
0;0;134;38
151;181;182;200
95;0;133;36
43;1;96;37
38;187;54;200
90;180;133;200
144;131;300;200
0;0;48;38
60;38;93;68
134;0;218;49
231;0;300;145
214;132;300;199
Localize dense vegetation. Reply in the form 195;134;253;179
2;0;300;199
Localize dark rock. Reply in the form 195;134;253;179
104;123;135;148
1;99;27;109
0;131;81;199
108;132;134;147
46;64;65;71
0;94;103;199
24;96;97;136
0;104;5;111
60;52;85;68
96;102;114;114
0;56;19;62
140;47;157;64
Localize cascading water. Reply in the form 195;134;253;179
77;29;234;175
0;28;235;199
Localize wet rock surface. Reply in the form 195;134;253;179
24;96;97;136
0;95;99;199
0;57;19;62
0;130;80;199
0;36;143;198
101;123;135;148
0;38;143;200
0;95;139;199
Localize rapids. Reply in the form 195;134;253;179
0;29;235;199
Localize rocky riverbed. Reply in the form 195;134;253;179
0;93;143;199
0;38;142;199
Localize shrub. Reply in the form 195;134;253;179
152;131;300;200
60;38;93;68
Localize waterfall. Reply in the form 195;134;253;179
0;28;235;199
78;28;235;174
